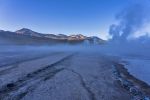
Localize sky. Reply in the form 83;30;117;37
0;0;140;40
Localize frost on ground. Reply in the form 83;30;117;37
0;50;131;100
0;45;150;100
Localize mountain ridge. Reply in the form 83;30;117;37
0;28;105;45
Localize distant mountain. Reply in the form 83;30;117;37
0;28;105;45
16;28;45;37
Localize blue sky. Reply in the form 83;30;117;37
0;0;134;39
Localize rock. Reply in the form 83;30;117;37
120;79;133;90
6;83;15;89
130;87;140;95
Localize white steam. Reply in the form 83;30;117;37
109;1;150;43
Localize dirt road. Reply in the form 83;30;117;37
0;52;131;100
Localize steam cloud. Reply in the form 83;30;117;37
109;0;150;43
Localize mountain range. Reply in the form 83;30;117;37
0;28;105;45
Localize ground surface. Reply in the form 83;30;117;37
0;51;132;100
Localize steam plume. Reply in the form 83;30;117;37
109;1;150;43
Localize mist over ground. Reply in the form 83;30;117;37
1;0;150;100
105;0;150;59
0;0;150;69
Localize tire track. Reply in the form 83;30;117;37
65;68;96;100
0;52;62;76
0;54;74;100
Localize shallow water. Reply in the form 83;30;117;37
122;57;150;85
